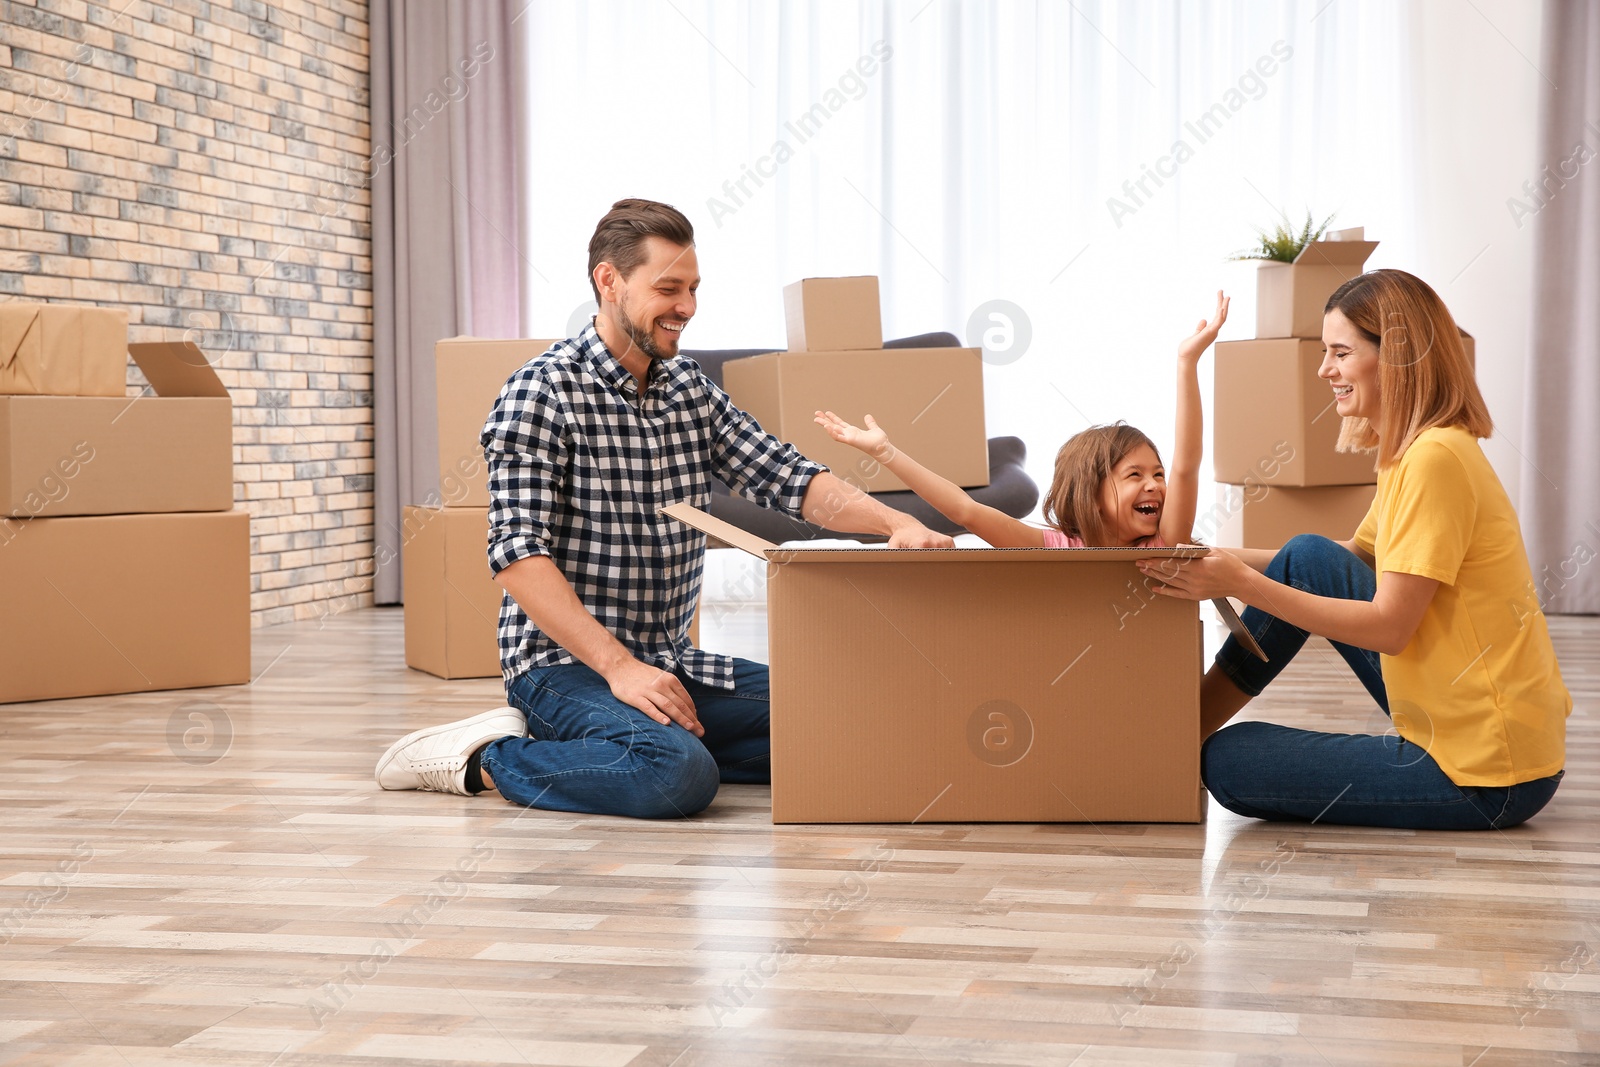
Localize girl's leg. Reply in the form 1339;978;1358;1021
1202;721;1564;830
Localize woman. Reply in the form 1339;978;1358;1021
1143;269;1569;830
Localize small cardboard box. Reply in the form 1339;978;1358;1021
0;303;130;397
1214;483;1376;550
724;347;988;493
434;337;557;509
783;276;883;352
0;341;233;518
0;510;251;703
1254;229;1379;339
664;504;1204;824
402;504;502;679
1213;338;1378;487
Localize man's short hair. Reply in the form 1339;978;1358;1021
587;199;695;304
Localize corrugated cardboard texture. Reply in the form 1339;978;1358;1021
1216;483;1377;550
434;338;556;509
0;510;250;703
764;551;1202;824
724;347;988;493
0;304;129;397
0;341;235;518
1254;239;1379;339
1214;338;1378;487
783;276;883;352
402;505;502;679
0;397;233;517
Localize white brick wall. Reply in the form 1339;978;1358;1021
0;0;375;627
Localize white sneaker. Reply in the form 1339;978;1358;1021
375;707;527;794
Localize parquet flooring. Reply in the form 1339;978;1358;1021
2;590;1597;1065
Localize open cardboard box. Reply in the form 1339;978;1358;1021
666;503;1220;824
1254;228;1379;339
0;341;233;518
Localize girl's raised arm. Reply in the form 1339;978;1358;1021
1160;290;1229;547
813;411;1045;548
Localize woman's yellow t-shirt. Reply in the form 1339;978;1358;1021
1353;426;1570;787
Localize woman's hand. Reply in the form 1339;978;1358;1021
1178;290;1230;364
1138;546;1252;601
814;410;895;461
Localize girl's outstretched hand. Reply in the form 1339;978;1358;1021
813;410;894;460
1178;290;1230;363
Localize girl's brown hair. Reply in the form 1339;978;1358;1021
1325;269;1493;467
1042;422;1159;546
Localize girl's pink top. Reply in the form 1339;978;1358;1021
1041;528;1166;548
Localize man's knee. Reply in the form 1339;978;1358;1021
627;731;720;819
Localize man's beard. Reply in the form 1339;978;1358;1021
618;293;672;362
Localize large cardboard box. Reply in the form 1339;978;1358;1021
402;503;703;679
1214;483;1376;550
1254;230;1379;339
0;510;250;703
783;276;883;352
1213;338;1378;487
402;505;502;679
0;341;233;518
665;504;1204;824
434;337;557;508
0;303;130;397
724;347;988;493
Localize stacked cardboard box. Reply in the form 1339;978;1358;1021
403;338;555;679
1211;231;1381;549
0;304;250;703
1212;232;1479;549
723;276;989;494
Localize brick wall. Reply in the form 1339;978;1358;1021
0;0;374;627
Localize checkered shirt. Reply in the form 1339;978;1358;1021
483;323;825;689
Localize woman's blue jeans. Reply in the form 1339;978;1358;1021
480;658;771;819
1204;535;1562;830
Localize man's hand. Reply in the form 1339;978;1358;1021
887;524;955;549
605;658;703;736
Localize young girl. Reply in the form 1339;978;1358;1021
814;291;1229;549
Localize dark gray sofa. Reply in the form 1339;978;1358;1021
682;331;1039;542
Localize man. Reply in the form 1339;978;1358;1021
376;198;952;818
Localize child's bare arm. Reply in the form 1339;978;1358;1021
1160;291;1229;547
813;411;1045;548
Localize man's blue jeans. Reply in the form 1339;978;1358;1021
1204;534;1562;830
480;658;771;819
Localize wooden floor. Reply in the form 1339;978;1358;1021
2;599;1598;1066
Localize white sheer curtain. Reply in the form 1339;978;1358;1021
514;0;1410;509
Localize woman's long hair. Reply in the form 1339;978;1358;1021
1042;422;1158;547
1325;269;1492;467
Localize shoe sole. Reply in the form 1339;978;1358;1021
374;707;527;789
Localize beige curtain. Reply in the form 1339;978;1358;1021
1522;0;1600;615
371;0;526;603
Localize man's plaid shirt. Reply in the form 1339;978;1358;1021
482;323;825;689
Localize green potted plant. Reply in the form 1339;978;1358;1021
1233;211;1377;339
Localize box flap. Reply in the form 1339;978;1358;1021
1291;238;1379;268
128;342;229;398
1326;226;1365;241
661;503;778;559
0;305;40;372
